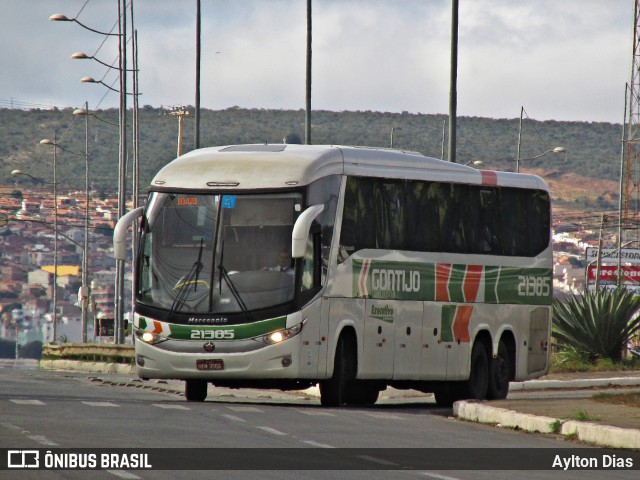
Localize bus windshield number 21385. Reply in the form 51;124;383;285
114;144;552;406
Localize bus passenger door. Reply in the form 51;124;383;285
298;298;323;379
392;301;423;380
361;299;395;378
420;304;448;380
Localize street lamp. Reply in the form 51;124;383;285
49;13;120;36
71;52;137;72
72;103;92;343
36;136;89;343
516;146;566;173
464;160;485;167
72;108;119;126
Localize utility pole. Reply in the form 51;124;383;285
447;0;459;163
595;214;606;291
516;106;524;173
305;0;312;145
171;107;192;157
195;0;201;150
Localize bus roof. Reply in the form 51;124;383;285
150;144;548;191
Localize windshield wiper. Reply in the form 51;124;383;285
216;239;248;313
168;239;204;319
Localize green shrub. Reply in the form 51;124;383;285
552;288;640;362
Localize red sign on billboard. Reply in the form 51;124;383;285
587;265;640;283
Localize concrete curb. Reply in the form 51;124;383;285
561;420;640;450
453;401;558;434
40;359;134;375
509;377;640;391
454;401;640;450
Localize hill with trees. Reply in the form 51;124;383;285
0;106;622;206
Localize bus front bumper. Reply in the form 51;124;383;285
134;337;302;380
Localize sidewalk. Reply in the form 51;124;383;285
453;371;640;450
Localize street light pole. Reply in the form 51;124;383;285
115;0;128;345
52;133;58;344
516;106;524;173
81;101;90;343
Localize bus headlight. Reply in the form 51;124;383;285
255;321;304;345
135;328;168;345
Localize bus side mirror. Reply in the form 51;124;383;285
113;207;144;260
291;204;324;258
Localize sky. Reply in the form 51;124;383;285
0;0;633;123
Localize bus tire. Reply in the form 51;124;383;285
434;382;464;407
487;340;510;400
465;341;489;400
320;335;356;407
345;383;379;406
185;380;208;402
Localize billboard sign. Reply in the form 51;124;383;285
585;247;640;264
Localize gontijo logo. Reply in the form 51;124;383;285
358;259;421;298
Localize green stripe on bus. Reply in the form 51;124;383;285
168;316;287;340
441;305;456;342
351;259;551;306
484;266;500;303
448;264;467;303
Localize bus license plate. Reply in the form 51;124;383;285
196;359;224;371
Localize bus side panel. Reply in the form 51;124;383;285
419;303;448;380
526;306;552;377
362;299;395;378
392;301;423;380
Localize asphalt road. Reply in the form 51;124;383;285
0;365;637;480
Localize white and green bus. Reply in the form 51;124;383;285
114;144;552;406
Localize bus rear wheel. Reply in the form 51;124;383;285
185;380;208;402
465;341;489;400
487;340;510;400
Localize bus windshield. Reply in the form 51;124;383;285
137;191;302;316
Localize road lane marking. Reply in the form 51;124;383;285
362;412;404;420
226;406;263;413
107;470;142;480
10;399;45;405
152;404;191;410
256;426;288;436
82;401;119;407
221;414;247;422
296;410;336;416
27;435;58;446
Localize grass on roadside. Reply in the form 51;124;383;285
549;352;640;374
549;352;640;410
591;392;640;409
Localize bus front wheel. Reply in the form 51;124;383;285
185;380;208;402
320;335;356;407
